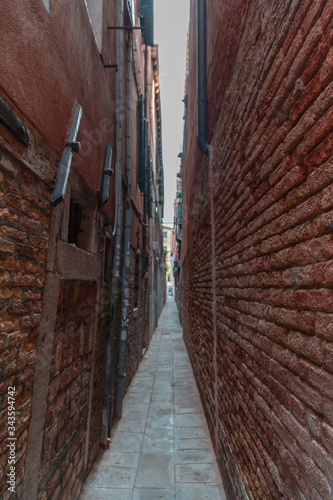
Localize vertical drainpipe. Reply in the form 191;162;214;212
115;32;133;419
101;0;124;442
142;46;148;277
155;211;158;327
197;0;210;155
197;0;219;456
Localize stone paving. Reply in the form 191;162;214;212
80;299;226;500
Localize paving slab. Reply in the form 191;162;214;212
175;438;212;451
176;484;227;500
136;453;174;488
97;451;140;468
147;408;174;428
174;406;201;415
122;403;150;415
80;299;226;499
116;421;147;433
142;438;175;453
151;392;174;403
175;449;215;465
109;432;143;453
80;487;133;500
174;414;204;428
175;427;207;439
125;393;152;405
175;463;221;483
133;488;176;500
86;465;136;488
121;411;150;423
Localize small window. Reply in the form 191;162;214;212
104;237;113;284
67;190;95;253
163;231;167;238
68;200;83;247
139;0;154;46
133;251;140;309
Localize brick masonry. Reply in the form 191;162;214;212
38;281;97;499
124;247;147;389
0;143;153;500
182;1;333;499
1;1;166;497
0;150;50;500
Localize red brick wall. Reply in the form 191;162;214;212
87;299;108;472
0;0;117;215
0;150;50;499
39;281;97;499
124;247;146;392
183;1;333;499
0;1;162;497
110;246;147;409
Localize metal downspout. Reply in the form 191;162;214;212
197;0;211;155
115;32;133;418
101;0;124;442
142;46;148;277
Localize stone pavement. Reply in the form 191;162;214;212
80;299;226;500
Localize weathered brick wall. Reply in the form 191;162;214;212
183;1;333;499
0;149;50;499
109;244;147;407
38;281;97;499
124;247;146;394
87;293;109;472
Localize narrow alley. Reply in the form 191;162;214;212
1;0;333;499
80;299;226;500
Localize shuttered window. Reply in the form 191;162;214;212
139;0;154;46
138;95;148;192
147;151;153;218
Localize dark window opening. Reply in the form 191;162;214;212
68;200;83;246
104;237;113;284
134;251;140;308
67;190;95;253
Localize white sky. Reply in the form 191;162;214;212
155;0;190;227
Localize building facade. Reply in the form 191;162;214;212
0;0;164;498
173;166;183;315
182;0;333;499
163;225;174;296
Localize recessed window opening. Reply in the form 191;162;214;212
68;200;82;247
134;250;141;309
104;237;113;284
67;189;95;253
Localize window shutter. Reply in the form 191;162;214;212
137;95;146;192
139;0;154;46
147;151;153;218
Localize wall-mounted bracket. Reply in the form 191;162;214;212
51;103;82;206
108;26;146;30
65;140;81;153
104;61;118;72
0;98;30;146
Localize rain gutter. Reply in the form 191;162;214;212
115;32;133;418
101;0;124;442
197;0;211;155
